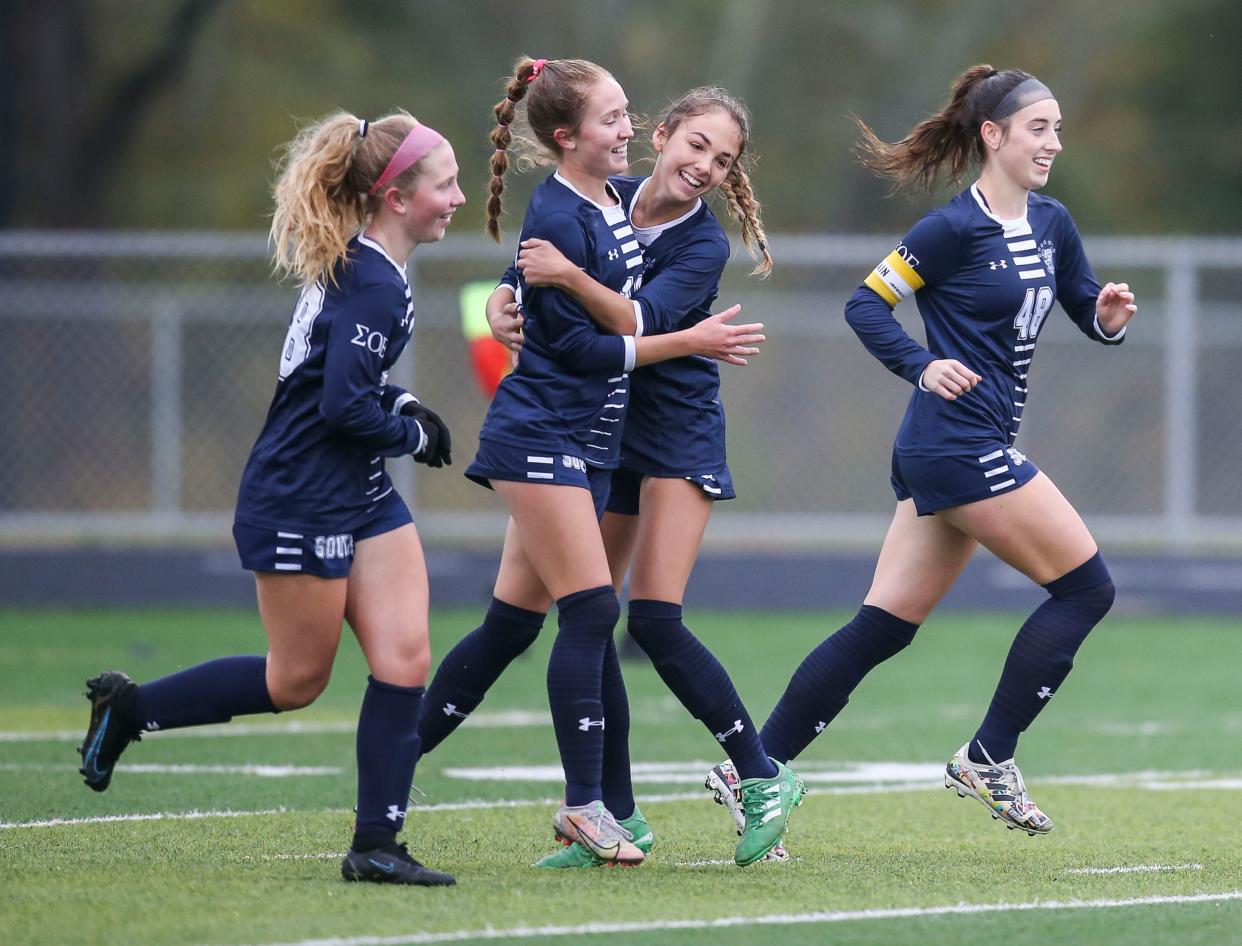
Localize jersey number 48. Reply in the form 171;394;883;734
1013;286;1054;341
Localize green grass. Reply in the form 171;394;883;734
2;607;1240;946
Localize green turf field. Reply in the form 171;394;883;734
2;606;1240;945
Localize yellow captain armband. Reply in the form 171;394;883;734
864;248;925;308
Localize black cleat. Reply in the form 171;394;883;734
77;671;140;792
341;842;456;886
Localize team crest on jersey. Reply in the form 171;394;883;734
1006;447;1028;466
1037;239;1056;274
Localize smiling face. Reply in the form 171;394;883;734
985;98;1063;191
403;141;465;244
557;76;633;180
650;107;743;206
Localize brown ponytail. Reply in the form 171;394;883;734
485;56;614;242
270;110;431;286
853;65;1036;192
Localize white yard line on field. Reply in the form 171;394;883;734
0;763;342;777
1065;863;1204;875
226;891;1242;946
0;710;552;744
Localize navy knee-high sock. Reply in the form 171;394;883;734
760;605;919;764
131;656;276;732
353;676;424;850
418;598;544;755
628;600;776;781
970;552;1115;763
599;637;634;819
547;586;620;807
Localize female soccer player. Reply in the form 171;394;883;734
78;110;463;886
422;84;802;868
713;65;1137;839
453;57;769;867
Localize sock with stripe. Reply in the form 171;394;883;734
353;676;424;850
970;552;1115;763
547;586;620;807
627;599;776;781
417;598;544;756
760;605;919;763
131;655;276;732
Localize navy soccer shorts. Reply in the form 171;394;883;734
466;439;613;519
232;490;413;579
605;463;737;517
890;444;1040;516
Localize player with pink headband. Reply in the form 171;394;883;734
76;109;465;887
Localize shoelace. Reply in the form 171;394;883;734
741;781;779;822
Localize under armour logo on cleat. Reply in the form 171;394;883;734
814;721;827;734
386;804;407;823
578;717;605;731
715;719;745;743
442;703;468;718
1037;686;1053;700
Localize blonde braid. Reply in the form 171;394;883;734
719;164;773;279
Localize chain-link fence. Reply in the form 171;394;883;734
1;231;1238;551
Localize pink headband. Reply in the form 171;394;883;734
368;124;444;195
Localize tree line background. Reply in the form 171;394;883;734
4;0;1239;237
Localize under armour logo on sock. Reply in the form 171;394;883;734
386;804;406;823
814;721;827;734
578;717;605;731
715;720;744;743
1037;686;1053;700
442;703;468;718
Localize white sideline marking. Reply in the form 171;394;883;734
0;710;551;743
1066;863;1204;875
0;763;342;777
6;766;1241;831
228;891;1242;946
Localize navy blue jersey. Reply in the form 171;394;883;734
846;184;1125;456
498;175;731;475
612;176;732;475
235;235;423;530
478;172;643;463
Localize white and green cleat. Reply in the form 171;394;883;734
706;761;791;862
537;805;653;868
945;741;1053;836
732;760;805;866
550;800;645;866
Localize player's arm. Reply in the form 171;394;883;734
845;213;979;401
632;305;763;367
518;237;638;335
1055;211;1135;344
486;280;524;352
318;283;426;456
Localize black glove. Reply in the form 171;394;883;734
401;401;452;468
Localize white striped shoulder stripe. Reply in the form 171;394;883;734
1014;343;1036;352
589;429;612;437
612;226;633;238
1016;385;1028;393
625;256;642;269
1019;269;1047;279
978;449;1005;463
620;240;639;254
1013;358;1032;367
1008;239;1037;251
1012;254;1041;265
